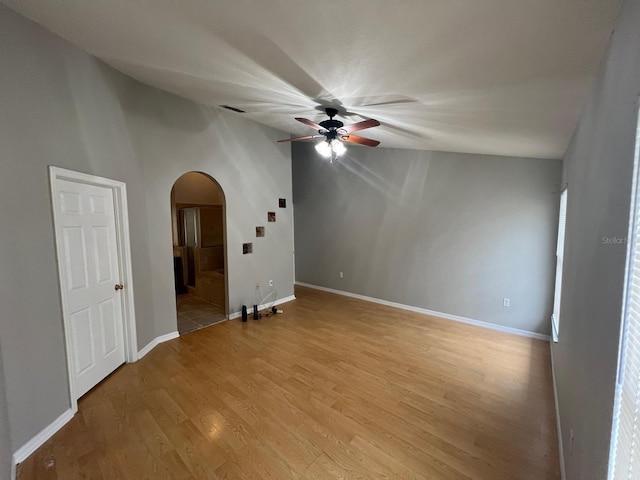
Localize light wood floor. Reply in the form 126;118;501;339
18;286;559;479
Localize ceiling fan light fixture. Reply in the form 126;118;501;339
315;140;332;157
332;140;346;156
281;107;379;153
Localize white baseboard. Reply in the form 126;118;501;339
11;407;74;475
137;331;179;359
10;329;181;477
550;343;567;480
229;295;297;320
295;282;550;341
273;294;296;308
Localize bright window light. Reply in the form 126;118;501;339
551;188;567;342
610;107;640;479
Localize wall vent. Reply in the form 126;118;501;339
220;105;246;113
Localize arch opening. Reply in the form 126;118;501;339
170;171;227;334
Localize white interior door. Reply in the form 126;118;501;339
53;179;126;399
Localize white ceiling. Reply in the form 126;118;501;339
3;0;622;159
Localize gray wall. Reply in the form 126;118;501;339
293;143;561;335
120;79;294;337
0;4;293;457
0;4;149;453
0;347;12;480
552;0;640;478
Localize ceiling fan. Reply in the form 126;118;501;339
278;107;380;160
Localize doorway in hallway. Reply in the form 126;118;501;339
170;171;227;334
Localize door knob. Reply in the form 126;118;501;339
114;284;124;291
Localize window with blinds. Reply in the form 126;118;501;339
610;110;640;479
551;189;567;342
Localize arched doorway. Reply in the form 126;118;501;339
170;172;227;334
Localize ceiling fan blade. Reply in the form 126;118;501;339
342;134;380;147
342;95;418;108
277;135;323;143
295;117;325;131
341;118;381;133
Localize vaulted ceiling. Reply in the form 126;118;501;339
3;0;622;158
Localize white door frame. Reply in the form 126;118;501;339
49;166;138;413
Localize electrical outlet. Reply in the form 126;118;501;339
269;280;274;287
339;272;344;278
503;298;510;307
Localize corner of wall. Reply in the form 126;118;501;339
137;331;180;360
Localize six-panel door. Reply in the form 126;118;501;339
55;179;125;399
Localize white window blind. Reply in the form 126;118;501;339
612;194;640;478
610;110;640;479
551;189;567;342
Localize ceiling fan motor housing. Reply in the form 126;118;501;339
319;119;344;129
319;107;344;135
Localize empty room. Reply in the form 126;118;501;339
1;1;639;479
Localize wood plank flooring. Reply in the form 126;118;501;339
18;286;560;479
